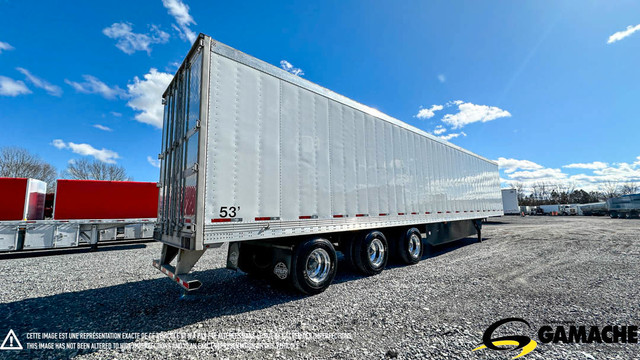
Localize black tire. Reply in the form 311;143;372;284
609;211;618;219
353;231;388;275
397;228;423;264
290;238;337;295
342;233;358;271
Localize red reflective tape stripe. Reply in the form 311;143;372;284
425;212;431;214
212;218;232;223
355;214;367;217
437;211;442;214
184;219;191;223
255;217;272;221
333;215;344;218
398;213;405;216
446;211;451;213
299;215;312;219
411;212;418;215
455;211;460;213
379;213;387;216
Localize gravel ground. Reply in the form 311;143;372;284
0;216;638;359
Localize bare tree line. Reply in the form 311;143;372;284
512;180;639;206
0;147;131;191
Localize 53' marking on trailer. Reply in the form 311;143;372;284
219;206;240;218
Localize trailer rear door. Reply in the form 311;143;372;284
157;43;204;249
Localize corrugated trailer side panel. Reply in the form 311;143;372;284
201;48;502;245
0;178;28;221
54;180;159;220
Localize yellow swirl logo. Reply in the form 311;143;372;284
472;318;538;359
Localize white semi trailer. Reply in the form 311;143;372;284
501;188;519;215
153;34;503;294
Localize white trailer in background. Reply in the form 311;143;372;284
539;204;577;215
577;202;607;216
501;189;519;215
153;34;503;294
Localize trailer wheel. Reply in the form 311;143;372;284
342;234;358;271
353;231;388;275
609;211;617;219
397;228;423;264
290;238;337;295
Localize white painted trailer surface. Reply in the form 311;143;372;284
501;189;519;215
154;34;503;293
539;205;560;214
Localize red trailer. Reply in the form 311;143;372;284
53;180;159;220
0;178;47;221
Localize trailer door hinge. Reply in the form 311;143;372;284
162;98;167;105
192;163;198;172
158;153;164;160
196;120;201;129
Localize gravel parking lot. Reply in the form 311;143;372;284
1;216;638;359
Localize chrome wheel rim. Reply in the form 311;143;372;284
368;238;385;268
306;248;331;285
408;233;421;258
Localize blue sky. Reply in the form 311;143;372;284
1;0;639;191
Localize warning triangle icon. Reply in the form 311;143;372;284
0;329;23;350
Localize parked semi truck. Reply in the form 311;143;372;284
153;34;503;294
539;204;576;215
607;194;640;219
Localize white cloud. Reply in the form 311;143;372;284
499;155;640;193
442;102;511;129
433;125;446;135
51;139;66;149
103;22;169;55
497;157;544;173
93;124;113;132
438;131;466;141
126;68;173;128
446;100;463;107
110;111;122;117
563;161;608;170
0;76;31;96
280;60;304;76
508;168;567;181
162;0;197;43
416;104;444;119
51;139;120;164
65;75;126;99
437;74;446;83
607;24;640;44
15;67;62;96
0;41;14;53
147;156;160;168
